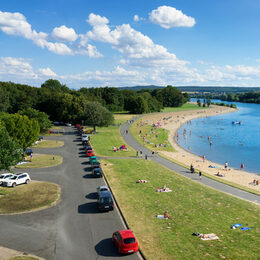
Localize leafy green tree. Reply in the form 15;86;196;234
156;85;185;107
83;102;114;131
41;79;70;92
128;96;148;114
0;114;40;151
197;99;201;107
0;123;22;171
18;108;52;133
0;87;10;112
207;98;211;107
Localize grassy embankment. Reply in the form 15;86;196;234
89;114;136;157
90;113;260;259
16;154;63;169
102;159;260;259
32;140;64;148
8;256;39;260
0;182;60;214
162;103;208;112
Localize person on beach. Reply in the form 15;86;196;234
202;155;205;162
199;171;202;180
224;162;228;170
241;163;244;170
190;164;195;173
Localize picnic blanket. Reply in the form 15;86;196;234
199;234;219;240
157;215;168;219
156;188;172;192
231;223;242;229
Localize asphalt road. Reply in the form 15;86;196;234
0;128;140;260
121;119;260;205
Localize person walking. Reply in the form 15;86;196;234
136;151;139;158
126;129;128;134
240;162;244;170
202;155;205;162
140;151;143;158
199;171;202;180
224;161;228;170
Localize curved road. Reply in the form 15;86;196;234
0;127;140;260
121;119;260;205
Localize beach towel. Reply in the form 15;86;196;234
156;188;172;192
199;234;219;240
231;223;242;229
16;161;29;165
209;165;219;168
241;227;250;231
157;215;168;219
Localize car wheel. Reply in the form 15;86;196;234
25;179;30;184
12;182;16;187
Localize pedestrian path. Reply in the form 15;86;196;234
120;119;260;205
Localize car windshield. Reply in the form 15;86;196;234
100;197;112;203
124;237;136;244
9;176;17;180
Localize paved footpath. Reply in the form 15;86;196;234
0;127;140;260
121;119;260;205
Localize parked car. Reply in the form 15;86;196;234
2;173;31;187
24;148;33;155
92;167;103;178
84;145;92;151
112;230;139;254
97;191;114;211
81;133;88;140
86;150;95;157
65;123;71;126
90;160;100;169
90;156;97;162
0;173;14;185
97;185;109;197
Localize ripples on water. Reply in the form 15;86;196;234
177;100;260;175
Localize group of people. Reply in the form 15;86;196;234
252;179;259;185
113;145;127;152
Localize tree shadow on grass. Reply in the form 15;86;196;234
95;238;120;257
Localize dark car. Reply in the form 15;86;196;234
24;148;33;155
97;191;114;211
91;160;100;169
84;145;92;151
92;167;103;178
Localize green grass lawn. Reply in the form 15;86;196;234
90;114;136;157
15;154;63;168
162;103;208;112
32;140;64;148
130;120;174;153
7;257;39;260
90;125;136;157
0;181;60;214
102;159;260;260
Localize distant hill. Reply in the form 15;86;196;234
119;85;260;93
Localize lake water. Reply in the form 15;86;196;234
177;99;260;175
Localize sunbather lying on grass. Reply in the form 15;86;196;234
137;179;148;183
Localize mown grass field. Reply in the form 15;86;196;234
0;181;60;214
32;140;64;148
130;120;174;153
7;256;39;260
16;154;63;168
90;114;136;157
102;159;260;260
162;103;208;112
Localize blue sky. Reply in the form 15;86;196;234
1;0;260;88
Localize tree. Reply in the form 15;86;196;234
0;114;40;151
197;99;201;107
0;123;22;171
0;87;10;112
18;108;52;132
207;98;211;107
128;96;148;114
41;79;70;92
83;102;114;131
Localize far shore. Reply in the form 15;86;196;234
140;104;260;193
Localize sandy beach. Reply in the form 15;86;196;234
139;105;260;193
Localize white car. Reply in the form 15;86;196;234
0;173;14;185
97;185;110;197
3;173;31;187
81;134;89;142
65;123;71;126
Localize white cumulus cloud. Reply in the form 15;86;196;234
133;15;140;22
149;6;196;29
52;25;78;42
38;67;57;77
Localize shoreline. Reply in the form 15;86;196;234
140;105;260;193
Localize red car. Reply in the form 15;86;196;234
86;150;95;157
112;230;139;254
